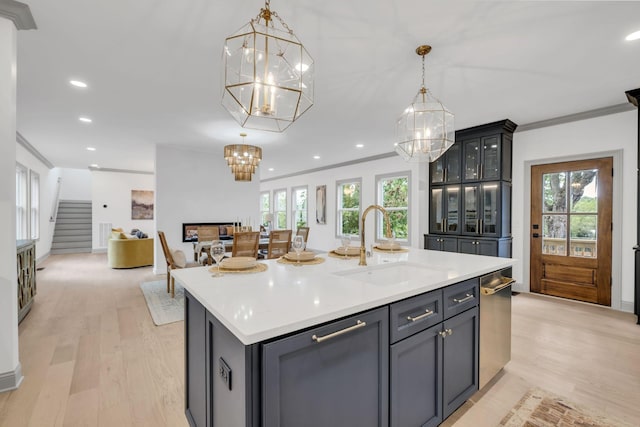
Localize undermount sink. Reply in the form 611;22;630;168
333;261;447;286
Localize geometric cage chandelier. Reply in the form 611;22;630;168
222;0;314;133
224;133;262;182
395;45;455;163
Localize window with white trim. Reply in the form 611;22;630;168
376;173;410;243
291;186;308;230
30;171;40;240
16;163;28;240
273;189;287;229
336;179;361;237
260;191;270;227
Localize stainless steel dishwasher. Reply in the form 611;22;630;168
479;269;515;389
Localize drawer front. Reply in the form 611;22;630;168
390;290;443;343
443;279;479;319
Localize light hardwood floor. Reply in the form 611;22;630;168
1;253;639;426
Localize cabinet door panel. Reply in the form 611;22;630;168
482;183;500;236
445;144;461;183
430;188;444;233
445;186;460;234
442;307;479;419
390;325;442;427
477;239;498;256
263;307;389;427
431;157;445;184
425;235;441;251
185;291;207;427
463;138;481;181
462;185;479;235
457;238;476;255
482;136;500;180
441;237;458;252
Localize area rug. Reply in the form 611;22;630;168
500;387;634;427
140;280;184;326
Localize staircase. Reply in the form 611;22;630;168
51;200;92;254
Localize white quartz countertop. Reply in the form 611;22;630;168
171;249;514;345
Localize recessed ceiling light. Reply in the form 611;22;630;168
626;30;640;41
70;80;88;88
268;168;274;171
90;164;99;168
356;144;364;148
79;117;92;123
86;147;96;151
313;155;320;160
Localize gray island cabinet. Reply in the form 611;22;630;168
173;249;512;427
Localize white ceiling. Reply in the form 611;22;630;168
15;0;640;178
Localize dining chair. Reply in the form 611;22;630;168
296;226;310;245
266;229;292;259
197;226;220;264
231;231;260;258
158;231;199;298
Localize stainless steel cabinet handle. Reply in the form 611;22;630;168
312;320;366;343
453;293;474;304
407;309;434;323
446;328;453;336
438;331;448;338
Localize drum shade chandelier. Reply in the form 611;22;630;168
224;133;262;182
395;45;455;162
222;0;314;132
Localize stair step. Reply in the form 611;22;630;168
51;241;92;249
56;218;92;224
59;200;91;205
56;212;92;219
54;223;91;231
52;235;92;243
51;248;92;255
53;228;92;236
57;207;92;214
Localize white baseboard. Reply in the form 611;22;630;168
620;300;634;313
0;363;23;393
36;251;50;265
92;248;107;254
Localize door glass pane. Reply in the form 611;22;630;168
543;172;567;213
542;214;567;255
464;140;480;180
446;144;460;182
483;137;499;180
570;170;597;213
431;189;443;232
446;187;459;232
464;186;478;233
483;184;498;235
570;214;597;258
432;158;444;183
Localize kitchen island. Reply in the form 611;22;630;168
172;248;514;427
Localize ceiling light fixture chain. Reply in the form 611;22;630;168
222;0;314;132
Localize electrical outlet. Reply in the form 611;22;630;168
219;358;232;390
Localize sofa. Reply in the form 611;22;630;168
108;230;154;268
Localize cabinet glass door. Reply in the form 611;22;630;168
482;136;500;180
463;139;480;181
445;144;460;183
431;157;445;184
445;186;459;234
430;188;444;233
482;183;499;236
463;185;479;234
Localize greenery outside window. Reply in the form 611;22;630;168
16;163;28;240
336;179;361;237
260;191;270;227
30;171;40;240
291;186;308;230
376;173;410;243
273;189;287;229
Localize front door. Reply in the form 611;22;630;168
530;158;613;305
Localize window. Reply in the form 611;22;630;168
291;186;308;230
30;171;40;240
260;191;271;226
273;189;287;229
336;179;361;237
16;164;28;240
376;173;410;242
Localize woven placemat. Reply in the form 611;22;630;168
277;256;326;265
208;263;268;274
373;246;408;253
328;250;359;259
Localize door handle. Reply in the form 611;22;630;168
532;233;540;238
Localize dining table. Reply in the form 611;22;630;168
193;235;270;263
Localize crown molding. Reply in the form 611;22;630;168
626;88;640;107
89;166;154;175
516;103;634;133
0;1;36;30
16;131;54;169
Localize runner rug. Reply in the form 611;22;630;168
140;280;184;326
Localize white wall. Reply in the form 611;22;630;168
59;168;91;201
91;170;155;250
0;17;20;388
260;155;426;252
155;145;260;272
16;144;62;262
512;110;637;309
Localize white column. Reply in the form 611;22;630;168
0;16;21;391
